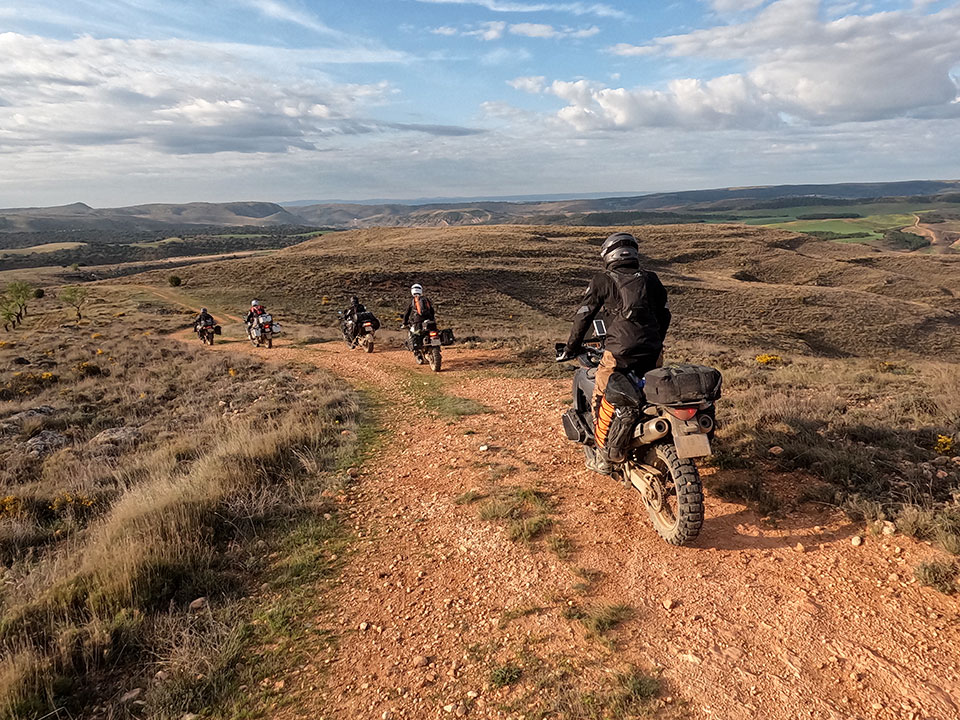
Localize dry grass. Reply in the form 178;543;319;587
0;295;359;718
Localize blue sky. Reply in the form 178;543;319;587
1;0;958;206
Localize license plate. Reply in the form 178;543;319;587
674;432;711;459
430;338;441;346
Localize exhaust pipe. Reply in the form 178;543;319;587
637;417;670;443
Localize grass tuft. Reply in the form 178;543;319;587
914;559;959;594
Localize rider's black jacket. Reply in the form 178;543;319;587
565;259;671;365
345;302;367;324
195;312;214;326
403;296;435;327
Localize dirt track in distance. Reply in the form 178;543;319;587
176;327;960;720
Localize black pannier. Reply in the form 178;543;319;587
439;328;455;346
643;364;722;406
357;311;380;331
213;325;222;335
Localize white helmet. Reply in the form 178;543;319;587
410;284;423;296
251;299;260;307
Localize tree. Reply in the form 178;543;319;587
33;288;44;299
0;296;17;332
168;275;182;287
59;286;90;322
6;281;34;322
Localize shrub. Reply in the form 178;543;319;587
490;663;522;687
914;560;958;594
168;275;182;287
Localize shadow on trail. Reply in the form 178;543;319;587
692;501;860;552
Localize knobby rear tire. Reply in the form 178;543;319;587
644;444;703;546
429;347;442;372
267;336;273;349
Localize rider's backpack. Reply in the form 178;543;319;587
643;364;722;406
608;270;656;324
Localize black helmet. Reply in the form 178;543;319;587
600;232;639;267
351;296;359;305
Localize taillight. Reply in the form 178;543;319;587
665;407;698;421
364;323;372;328
429;331;438;337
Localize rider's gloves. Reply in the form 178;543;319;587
556;345;577;362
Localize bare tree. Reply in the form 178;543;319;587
59;286;90;322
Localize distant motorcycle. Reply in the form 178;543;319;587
339;310;380;353
195;319;220;346
405;320;454;372
557;320;721;546
248;313;280;348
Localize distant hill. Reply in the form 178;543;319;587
0;201;304;233
3;180;959;233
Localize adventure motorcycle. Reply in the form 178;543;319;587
405;320;454;372
195;319;220;345
248;313;280;348
339;310;380;353
556;320;721;546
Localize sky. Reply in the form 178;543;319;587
0;0;959;207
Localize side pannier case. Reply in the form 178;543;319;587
643;364;722;406
439;329;455;346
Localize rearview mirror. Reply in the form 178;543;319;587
592;319;607;337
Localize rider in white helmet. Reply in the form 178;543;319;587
245;299;266;326
402;283;435;342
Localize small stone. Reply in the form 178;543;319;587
120;688;143;704
880;521;896;536
677;652;702;664
443;704;456;713
154;670;170;683
478;445;489;452
413;655;430;668
852;535;863;547
768;446;784;455
188;597;208;612
662;598;676;610
795;543;805;553
871;702;884;711
360;622;369;631
455;702;468;717
466;691;479;699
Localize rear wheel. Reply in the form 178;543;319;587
363;335;374;353
429;346;442;372
636;445;703;546
267;336;273;349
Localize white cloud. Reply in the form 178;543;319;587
706;0;767;12
0;33;476;159
510;22;560;38
481;47;533;65
413;0;628;19
547;0;960;131
508;75;547;92
232;0;350;36
464;21;508;40
437;21;600;41
607;42;657;56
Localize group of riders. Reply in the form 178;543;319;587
194;232;667;476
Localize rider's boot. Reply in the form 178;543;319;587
583;446;613;475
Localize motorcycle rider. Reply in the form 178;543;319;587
342;296;367;347
559;232;671;474
194;307;215;330
401;284;435;347
245;299;267;336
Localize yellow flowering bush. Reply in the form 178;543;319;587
50;492;95;516
935;435;955;455
1;495;23;517
755;353;783;366
228;368;237;377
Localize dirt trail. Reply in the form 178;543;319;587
178;329;959;720
905;215;950;254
